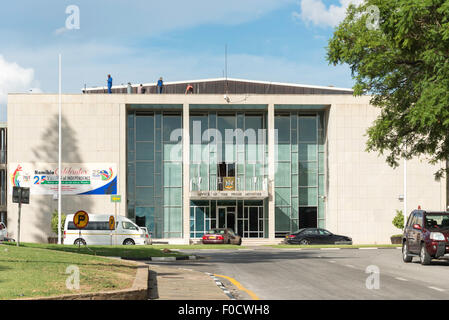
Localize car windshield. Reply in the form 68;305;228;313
293;228;306;234
122;221;139;231
425;214;449;230
207;229;225;235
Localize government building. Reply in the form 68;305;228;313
6;78;446;244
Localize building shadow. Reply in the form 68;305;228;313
30;114;94;243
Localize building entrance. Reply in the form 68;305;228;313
239;206;264;238
217;206;236;231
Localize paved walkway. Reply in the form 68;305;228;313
148;264;230;300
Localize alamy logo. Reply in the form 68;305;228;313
65;5;80;30
365;265;380;290
66;265;80;290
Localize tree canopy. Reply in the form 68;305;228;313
327;0;449;178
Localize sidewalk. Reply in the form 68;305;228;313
148;264;230;300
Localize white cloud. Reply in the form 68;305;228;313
53;27;68;36
293;0;363;28
0;55;39;103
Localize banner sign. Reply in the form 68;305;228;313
10;163;117;195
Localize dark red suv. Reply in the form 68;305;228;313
402;209;449;265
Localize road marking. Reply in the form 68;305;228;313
428;286;445;292
395;277;408;282
328;260;336;263
321;248;340;250
359;247;377;250
214;274;260;300
345;264;356;269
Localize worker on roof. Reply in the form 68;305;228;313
185;84;194;94
107;74;113;94
157;77;164;94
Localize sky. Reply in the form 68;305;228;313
0;0;363;121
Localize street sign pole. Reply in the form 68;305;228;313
109;215;115;246
13;187;29;247
17;201;21;247
73;210;89;251
111;195;121;245
114;202;117;245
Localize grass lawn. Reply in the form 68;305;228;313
4;242;186;259
0;244;139;300
266;244;401;249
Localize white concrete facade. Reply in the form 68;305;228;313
6;93;446;244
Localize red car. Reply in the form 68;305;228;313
202;228;242;245
402;210;449;265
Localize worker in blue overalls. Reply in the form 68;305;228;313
157;77;164;94
107;74;113;94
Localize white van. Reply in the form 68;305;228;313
63;214;146;246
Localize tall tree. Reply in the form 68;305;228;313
327;0;449;178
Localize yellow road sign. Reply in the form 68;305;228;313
73;210;89;229
109;215;115;230
111;195;121;203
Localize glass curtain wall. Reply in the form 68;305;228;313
190;112;267;191
127;111;183;239
274;111;326;236
189;111;268;238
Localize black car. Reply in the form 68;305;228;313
285;228;352;245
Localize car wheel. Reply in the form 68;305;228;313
74;238;86;246
420;243;431;265
402;242;413;263
299;239;310;245
238;238;242;246
123;239;135;245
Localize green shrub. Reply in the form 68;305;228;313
51;210;66;236
392;210;404;230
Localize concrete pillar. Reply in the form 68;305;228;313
183;103;190;244
268;103;275;240
119;103;127;217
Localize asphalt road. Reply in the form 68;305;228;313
147;247;449;300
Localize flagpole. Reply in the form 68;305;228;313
58;54;62;245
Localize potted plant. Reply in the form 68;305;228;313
48;210;66;244
391;210;404;244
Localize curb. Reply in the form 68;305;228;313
123;255;200;261
286;247;402;251
206;273;236;300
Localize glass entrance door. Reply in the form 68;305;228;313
299;207;317;228
238;206;264;238
217;206;236;231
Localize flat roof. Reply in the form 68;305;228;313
83;77;354;95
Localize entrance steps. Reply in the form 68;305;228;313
189;238;284;246
241;238;284;246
